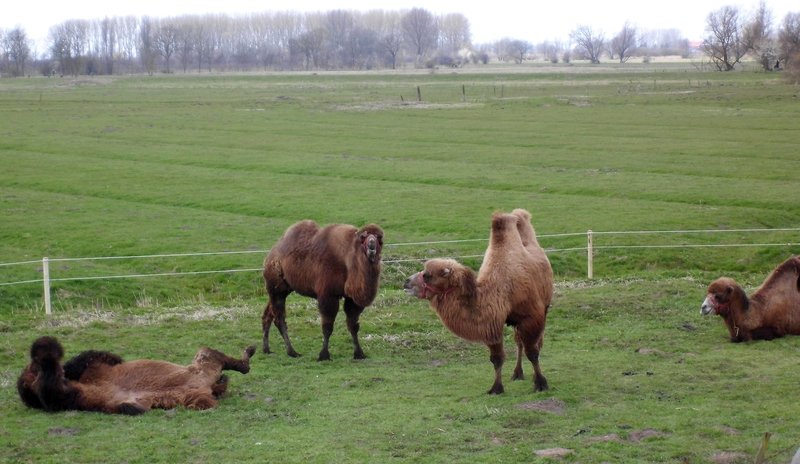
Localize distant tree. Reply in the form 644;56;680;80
97;17;116;75
325;10;354;68
153;20;179;72
116;16;139;73
139;17;156;74
570;25;604;63
344;26;378;69
639;28;690;57
611;21;637;63
438;13;471;55
291;28;326;70
4;27;32;76
503;39;531;63
402;8;437;65
702;6;747;71
537;40;564;63
49;20;89;75
374;11;403;69
743;1;777;71
175;18;195;73
778;12;800;81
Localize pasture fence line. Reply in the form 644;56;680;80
1;227;797;315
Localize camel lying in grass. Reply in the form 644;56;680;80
18;336;254;415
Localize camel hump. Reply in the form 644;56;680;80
490;212;523;248
758;255;800;295
491;212;518;233
283;220;321;245
511;208;539;247
64;350;125;381
511;208;531;224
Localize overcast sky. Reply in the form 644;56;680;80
3;0;798;50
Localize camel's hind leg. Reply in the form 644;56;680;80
511;328;524;381
344;297;366;360
194;345;256;375
520;324;548;392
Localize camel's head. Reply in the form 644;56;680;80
358;224;383;263
404;258;464;300
701;277;738;316
17;336;67;411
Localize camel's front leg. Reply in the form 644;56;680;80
317;296;340;361
344;297;366;360
487;342;505;394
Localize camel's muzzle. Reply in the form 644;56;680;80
403;272;423;298
700;295;716;315
366;235;379;262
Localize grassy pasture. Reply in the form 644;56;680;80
1;64;800;462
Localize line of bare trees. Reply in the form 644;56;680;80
702;2;800;74
36;8;476;76
566;2;800;74
2;4;799;77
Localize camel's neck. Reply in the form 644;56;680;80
431;286;503;343
345;255;381;307
720;286;753;338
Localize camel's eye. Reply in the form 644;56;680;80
714;293;724;303
422;272;430;282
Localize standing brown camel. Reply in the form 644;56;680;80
262;220;383;360
404;209;553;394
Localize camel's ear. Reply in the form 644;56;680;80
724;285;734;297
441;267;451;278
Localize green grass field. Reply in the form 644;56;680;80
1;64;799;462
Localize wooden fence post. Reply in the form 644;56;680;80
43;257;52;315
587;230;594;279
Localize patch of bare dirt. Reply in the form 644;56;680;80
636;347;666;356
48;427;80;436
534;447;573;458
515;398;566;415
587;433;622;443
710;451;748;464
627;428;667;442
720;426;741;435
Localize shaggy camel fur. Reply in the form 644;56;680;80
262;220;383;360
17;336;254;415
404;209;553;394
701;256;800;342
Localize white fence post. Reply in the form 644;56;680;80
42;257;52;315
587;230;594;279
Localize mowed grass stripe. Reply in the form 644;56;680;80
3;144;798;218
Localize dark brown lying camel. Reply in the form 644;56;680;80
701;256;800;342
17;336;255;415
